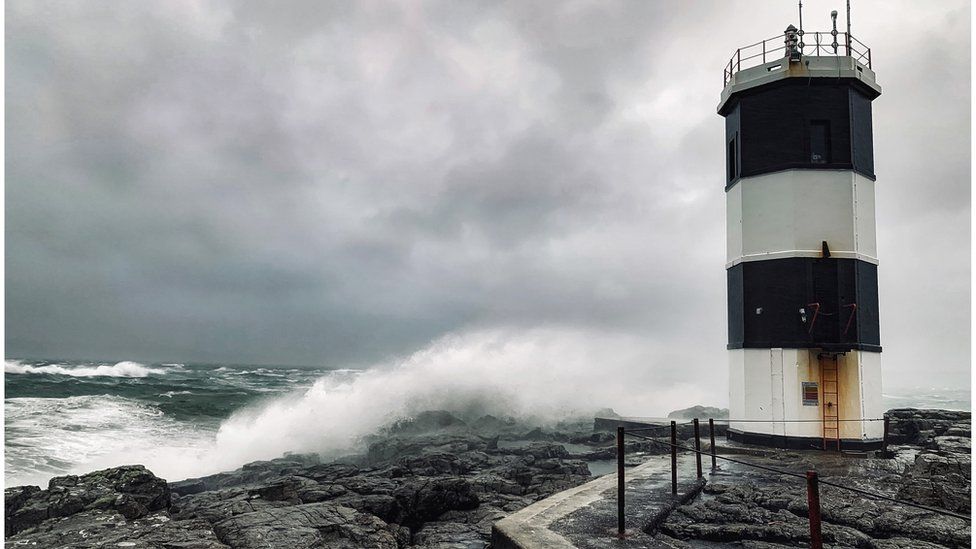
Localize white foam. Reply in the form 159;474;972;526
158;391;194;398
190;327;709;478
4;395;215;487
5;360;165;378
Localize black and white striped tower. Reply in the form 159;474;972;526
719;23;883;450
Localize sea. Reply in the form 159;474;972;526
4;358;971;489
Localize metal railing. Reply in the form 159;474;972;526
723;30;872;87
613;416;970;547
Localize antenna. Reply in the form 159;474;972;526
847;0;852;36
798;0;804;53
846;0;852;55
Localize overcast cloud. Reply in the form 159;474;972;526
6;0;970;402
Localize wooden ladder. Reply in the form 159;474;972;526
820;354;840;451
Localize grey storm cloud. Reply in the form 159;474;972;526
5;1;970;395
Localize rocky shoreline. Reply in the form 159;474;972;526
5;408;971;548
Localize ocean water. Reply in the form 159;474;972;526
5;359;343;488
5;356;971;489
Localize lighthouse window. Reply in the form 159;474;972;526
802;382;819;406
728;134;738;181
810;121;830;164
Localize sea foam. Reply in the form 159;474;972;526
5;360;165;378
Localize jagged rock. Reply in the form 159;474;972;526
5;510;228;548
212;502;400;548
393;477;479;528
897;450;971;513
5;465;170;536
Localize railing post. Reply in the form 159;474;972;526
693;418;703;479
670;420;678;496
881;414;890;458
736;48;741;72
709;418;717;470
617;426;625;537
806;471;823;549
762;39;766;63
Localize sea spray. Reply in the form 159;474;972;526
204;328;709;477
5;328;716;485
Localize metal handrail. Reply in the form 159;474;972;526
723;30;872;87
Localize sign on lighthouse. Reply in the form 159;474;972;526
718;17;883;450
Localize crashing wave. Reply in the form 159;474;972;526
5;360;166;378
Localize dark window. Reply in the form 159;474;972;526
728;134;738;181
802;382;819;406
810;121;829;164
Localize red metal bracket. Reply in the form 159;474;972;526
842;303;858;336
806;302;821;334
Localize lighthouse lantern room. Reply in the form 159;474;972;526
719;14;883;450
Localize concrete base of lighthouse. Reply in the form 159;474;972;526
728;348;883;450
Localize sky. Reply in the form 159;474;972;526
5;0;970;404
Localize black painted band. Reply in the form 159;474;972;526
728;257;880;350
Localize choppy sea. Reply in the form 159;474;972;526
4;358;971;489
5;359;344;488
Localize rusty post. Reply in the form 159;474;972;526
693;418;703;479
806;471;823;549
881;414;890;458
616;426;625;537
709;418;717;470
670;420;677;496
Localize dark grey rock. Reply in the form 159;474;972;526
212;502;400;548
5;465;170;537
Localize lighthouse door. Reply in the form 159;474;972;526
819;354;841;450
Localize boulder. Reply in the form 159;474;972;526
5;465;170;536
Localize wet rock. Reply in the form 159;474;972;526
212;502;400;548
5;509;228;548
897;450;971;513
5;465;170;536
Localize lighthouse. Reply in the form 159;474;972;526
719;18;883;450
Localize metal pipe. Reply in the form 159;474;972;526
847;0;852;39
709;418;717;470
693;419;703;479
881;415;890;458
617;426;625;537
798;0;803;35
670;421;678;496
806;471;823;549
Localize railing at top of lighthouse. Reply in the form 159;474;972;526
723;28;872;87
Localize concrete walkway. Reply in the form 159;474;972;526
492;453;709;549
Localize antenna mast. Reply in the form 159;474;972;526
846;0;852;36
846;0;852;55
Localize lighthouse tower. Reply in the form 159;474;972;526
719;22;883;449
